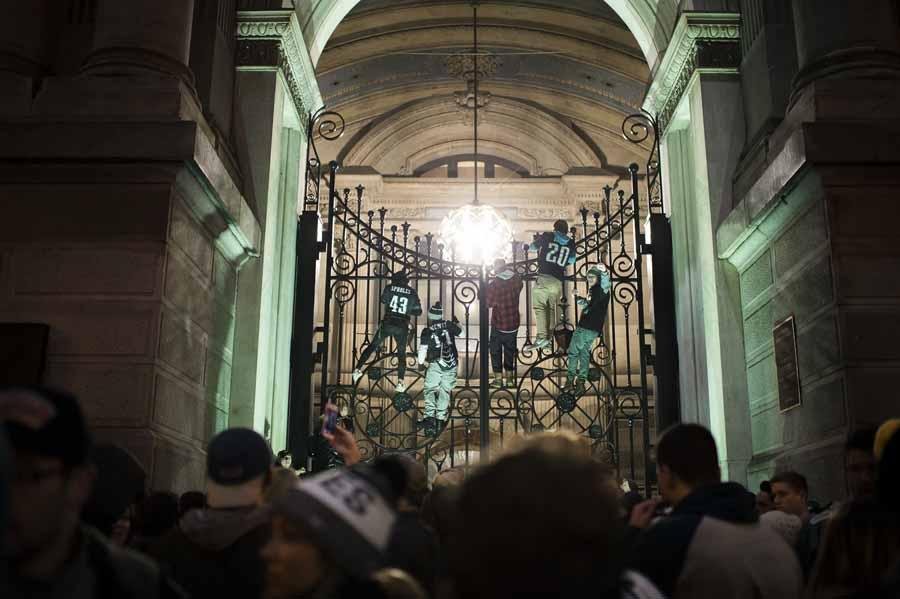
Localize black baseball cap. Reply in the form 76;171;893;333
206;428;272;485
1;386;91;467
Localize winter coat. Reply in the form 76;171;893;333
630;482;802;599
148;505;271;599
576;280;611;333
0;525;185;599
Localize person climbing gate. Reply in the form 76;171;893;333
566;264;612;394
523;219;576;352
417;302;462;436
352;270;422;393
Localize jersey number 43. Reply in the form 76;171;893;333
389;295;409;314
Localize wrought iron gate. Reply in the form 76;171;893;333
298;108;666;490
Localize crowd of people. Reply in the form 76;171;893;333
1;385;898;598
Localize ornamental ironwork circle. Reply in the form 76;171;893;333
392;392;414;413
308;108;657;489
555;390;577;413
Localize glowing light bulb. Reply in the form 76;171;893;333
438;204;513;265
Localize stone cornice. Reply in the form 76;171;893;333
643;12;741;133
236;10;323;126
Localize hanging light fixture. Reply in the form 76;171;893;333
438;1;513;265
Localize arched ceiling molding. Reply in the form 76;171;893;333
321;81;646;161
328;5;640;56
351;118;579;175
298;0;675;71
317;26;647;81
405;141;541;176
340;96;602;173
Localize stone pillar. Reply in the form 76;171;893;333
82;0;196;86
719;1;900;501
791;0;900;100
645;12;750;483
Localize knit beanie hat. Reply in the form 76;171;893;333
587;264;612;293
390;271;408;285
428;302;444;321
272;463;402;579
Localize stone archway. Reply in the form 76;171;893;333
298;0;679;70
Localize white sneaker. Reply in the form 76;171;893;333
351;369;364;384
523;339;544;351
395;381;406;393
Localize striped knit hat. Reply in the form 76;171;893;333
428;302;444;320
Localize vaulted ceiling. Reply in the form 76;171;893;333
314;0;652;178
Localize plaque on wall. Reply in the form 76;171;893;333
773;315;801;412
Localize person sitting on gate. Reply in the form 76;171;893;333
523;219;576;352
567;264;611;394
417;302;462;436
352;270;422;393
485;257;523;389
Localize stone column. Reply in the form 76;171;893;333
791;0;900;100
82;0;196;86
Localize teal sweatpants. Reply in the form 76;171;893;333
567;327;599;379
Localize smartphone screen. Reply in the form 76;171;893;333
322;401;338;435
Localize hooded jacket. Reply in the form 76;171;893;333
148;506;271;599
630;482;802;599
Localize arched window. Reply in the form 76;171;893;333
413;154;530;179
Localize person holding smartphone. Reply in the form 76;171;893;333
352;270;422;393
417;302;462;436
566;264;611;394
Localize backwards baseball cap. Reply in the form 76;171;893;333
553;219;569;234
428;302;444;321
206;428;272;485
273;463;403;579
1;386;91;467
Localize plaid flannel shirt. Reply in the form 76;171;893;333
486;274;523;331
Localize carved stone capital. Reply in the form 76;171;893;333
236;10;323;126
643;13;741;134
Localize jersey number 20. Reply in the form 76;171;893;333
545;242;571;267
389;295;409;314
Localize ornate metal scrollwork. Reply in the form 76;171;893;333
304;107;346;211
622;110;663;213
307;109;656;490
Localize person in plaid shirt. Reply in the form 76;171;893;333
485;258;523;388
